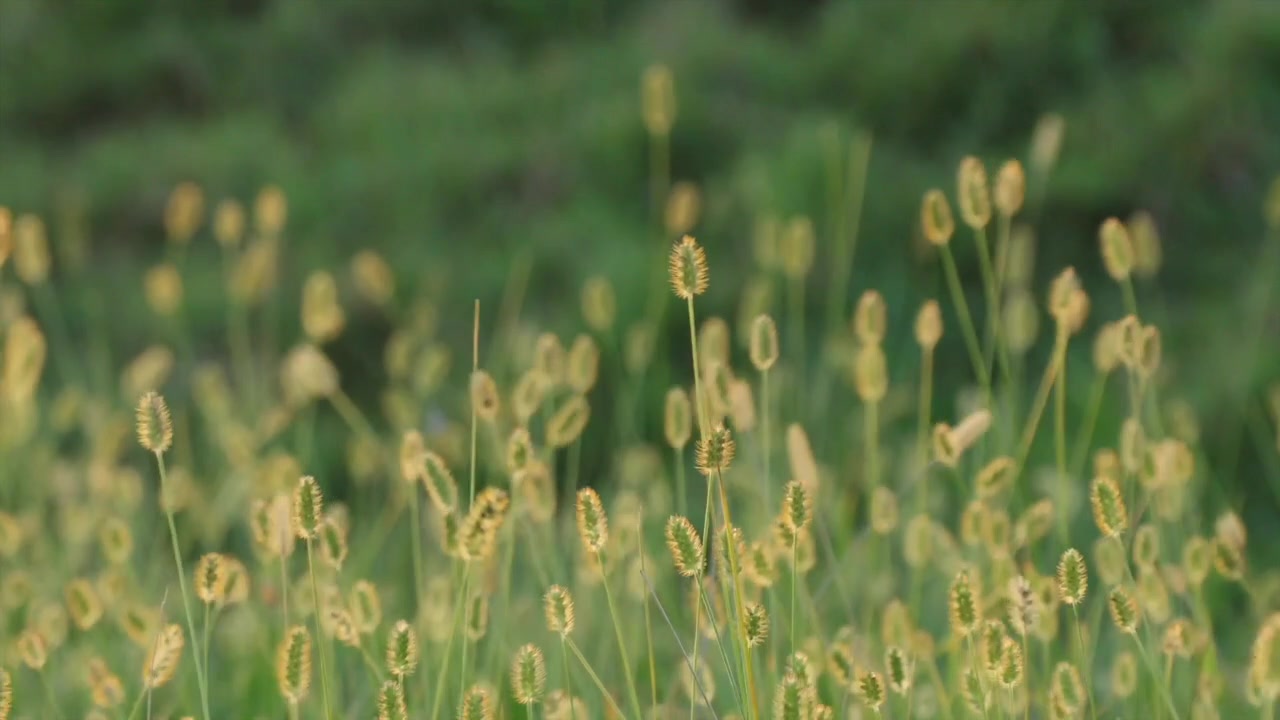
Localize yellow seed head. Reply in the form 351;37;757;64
779;217;816;279
750;314;779;371
1184;536;1212;586
1099;217;1135;281
219;555;250;605
641;64;676;136
142;624;184;689
857;671;886;710
1089;475;1128;538
920;190;955;246
135;391;173;454
566;334;600;394
377;680;408;720
164;181;204;244
144;263;184;316
665;181;702;236
194;553;223;604
773;672;817;720
665;514;705;577
853;290;887;346
957;156;992;229
292;475;324;539
914;299;943;350
1132;524;1161;569
853;343;888;404
575;488;609;553
470;370;500;422
12;214;50;286
669;235;709;299
254;184;288;237
213;199;245;249
421;450;460;514
276;625;312;704
319;516;349;570
949;569;982;637
580;275;617;332
460;685;495;720
1094;535;1126;587
663;387;693;449
1107;586;1140;633
1050;662;1085;714
544;585;575;637
546;394;590;449
994;159;1025;217
1212;537;1245;581
869;487;900;535
511;644;547;705
695;424;736;476
1129;210;1162;277
742;601;769;647
1056;548;1088;606
460;488;510;562
781;480;811;532
386;620;419;678
17;628;47;669
975;456;1016;499
1111;651;1138;699
65;578;104;630
301;270;346;343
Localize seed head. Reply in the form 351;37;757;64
773;672;817;720
1132;524;1161;569
460;487;510;562
920;190;955;246
544;585;575;637
219;556;250;605
781;481;811;532
511;644;547;705
853;290;887;346
377;680;408;720
546;395;590;449
386;620;419;678
213;199;245;248
319;516;349;570
743;601;769;647
566;335;600;394
665;515;705;577
1129;210;1162;277
1089;475;1128;538
1111;651;1138;699
853;344;887;404
0;667;10;720
994;159;1025;217
17;629;47;670
695;424;736;476
194;553;223;605
997;638;1024;689
975;456;1015;499
885;646;913;694
869;487;900;535
957;156;992;229
1212;536;1245;581
1006;575;1039;636
459;684;494;720
1184;536;1212;586
663;387;693;449
914;299;943;350
292;476;324;539
13;213;50;284
857;671;886;710
1057;549;1088;605
1108;586;1140;634
575;488;608;554
961;667;988;714
66;578;104;630
1050;662;1085;714
506;427;534;475
276;625;311;704
949;569;982;637
135;391;173;454
641;64;676;136
470;370;500;422
665;181;702;236
421;450;460;514
143;624;184;689
750;314;779;371
580;275;617;332
779;217;815;279
1099;217;1134;281
669;235;709;299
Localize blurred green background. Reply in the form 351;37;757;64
2;0;1279;517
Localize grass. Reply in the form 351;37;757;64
2;64;1280;720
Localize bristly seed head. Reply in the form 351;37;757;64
1089;475;1128;538
292;475;324;540
957;156;992;230
663;387;693;449
669;235;709;300
511;643;547;705
921;190;955;246
782;480;812;532
544;585;575;637
749;314;779;371
386;619;419;678
695;424;735;476
743;601;769;647
949;569;982;637
1057;548;1088;606
575;488;608;554
665;515;705;577
135;391;173;454
377;679;408;720
194;552;224;605
1108;586;1140;634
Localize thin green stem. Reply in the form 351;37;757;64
638;523;659;715
567;637;629;720
407;484;425;607
675;448;687;518
202;602;212;698
598;550;645;720
1071;606;1098;720
155;452;211;720
761;369;771;516
560;638;579;720
939;245;992;403
305;539;333;720
973;225;1013;386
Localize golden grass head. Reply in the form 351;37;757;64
575;487;609;554
853;343;888;404
292;475;325;540
164;181;204;244
194;552;224;605
511;643;547;705
921;189;955;246
470;370;501;422
1056;549;1088;606
580;275;617;333
13;213;50;285
567;334;600;394
319;516;349;570
1006;574;1039;637
213;198;245;249
377;679;408;720
914;299;943;350
749;314;779;371
144;263;184;316
460;487;510;562
142;623;184;689
421;450;460;515
301;270;346;343
65;577;104;631
386;619;419;678
779;216;816;279
869;487;900;535
1111;651;1138;699
853;290;887;346
505;427;534;476
994;159;1025;217
662;387;693;450
544;585;575;637
781;480;812;533
0;665;10;720
957;156;992;229
460;685;495;720
975;456;1015;500
641;64;676;136
664;514;704;577
666;180;702;236
1129;210;1162;277
695;424;735;476
1099;217;1135;281
1183;536;1212;586
1107;586;1140;634
961;666;988;715
773;672;817;720
857;670;886;711
17;628;47;670
1050;662;1085;715
276;625;311;704
742;601;769;647
1132;523;1161;569
669;235;709;299
997;637;1024;689
949;569;982;637
135;391;173;454
1212;536;1245;581
885;646;913;694
254;184;288;237
546;394;591;449
1089;475;1127;538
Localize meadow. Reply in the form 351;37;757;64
4;3;1280;715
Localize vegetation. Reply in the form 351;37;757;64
2;1;1280;718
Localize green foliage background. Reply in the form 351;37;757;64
2;0;1278;512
